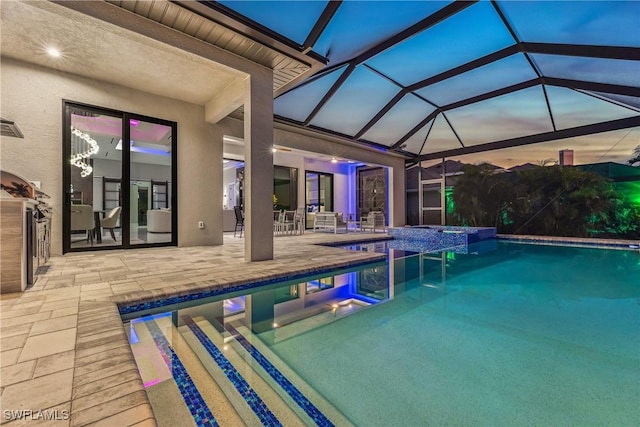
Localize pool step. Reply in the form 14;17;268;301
179;315;307;427
131;316;243;427
224;319;354;427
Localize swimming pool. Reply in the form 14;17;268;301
126;241;640;426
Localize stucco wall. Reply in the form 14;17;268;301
0;58;223;254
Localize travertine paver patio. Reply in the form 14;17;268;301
0;232;388;426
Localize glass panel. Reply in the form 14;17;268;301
422;182;442;208
531;55;640;88
305;277;334;294
446;86;553;147
319;174;333;212
305;172;333;229
69;110;122;250
587;92;640;110
417;54;538;106
362;94;436;146
274;66;346;122
546;86;639;130
422;209;442;225
421;114;462;154
367;2;514;86
274;166;297;210
223;160;244;210
310;66;399;136
357;167;388;220
129;119;173;245
402;119;433;155
499;0;640;47
314;1;451;64
218;1;328;45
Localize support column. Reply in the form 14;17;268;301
389;161;406;227
244;69;274;261
244;290;275;334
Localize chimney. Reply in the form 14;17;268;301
559;149;574;166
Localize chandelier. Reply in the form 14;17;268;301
70;126;99;177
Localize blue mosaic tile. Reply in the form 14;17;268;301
183;316;283;427
146;319;218;427
224;323;334;427
118;259;381;316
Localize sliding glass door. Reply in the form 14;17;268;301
65;106;123;251
128;118;174;245
63;102;177;253
305;171;333;229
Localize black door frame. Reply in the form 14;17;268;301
62;100;178;253
304;170;334;229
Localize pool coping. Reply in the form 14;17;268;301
497;234;640;250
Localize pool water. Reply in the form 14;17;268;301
127;242;640;426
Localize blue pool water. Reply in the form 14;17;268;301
128;242;640;426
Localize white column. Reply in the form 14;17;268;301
244;69;274;261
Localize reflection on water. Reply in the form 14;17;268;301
128;242;640;427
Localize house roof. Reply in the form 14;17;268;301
507;163;539;172
206;1;640;160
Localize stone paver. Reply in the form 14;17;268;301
0;232;388;425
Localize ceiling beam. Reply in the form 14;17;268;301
354;90;407;139
415;116;640;161
490;0;542;78
440;79;540;111
544;78;640;97
521;42;640;60
406;45;519;92
541;84;557;132
391;79;539;150
354;1;478;64
275;115;400;153
391;110;440;149
303;1;342;51
303;63;355;125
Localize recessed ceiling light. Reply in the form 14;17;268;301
331;157;337;163
347;160;355;164
223;159;229;164
272;147;277;153
46;47;61;58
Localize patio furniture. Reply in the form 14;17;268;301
234;206;244;237
70;204;95;244
100;206;121;240
295;208;305;234
360;211;386;233
273;210;283;234
280;210;296;234
147;208;171;233
313;212;348;234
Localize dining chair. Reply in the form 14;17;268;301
234;206;244;237
100;206;121;241
70;204;95;245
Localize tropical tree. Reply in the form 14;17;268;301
512;166;617;237
628;145;640;167
449;164;627;238
450;163;516;229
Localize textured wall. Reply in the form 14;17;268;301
0;58;223;254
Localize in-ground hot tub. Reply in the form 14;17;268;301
388;225;496;252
